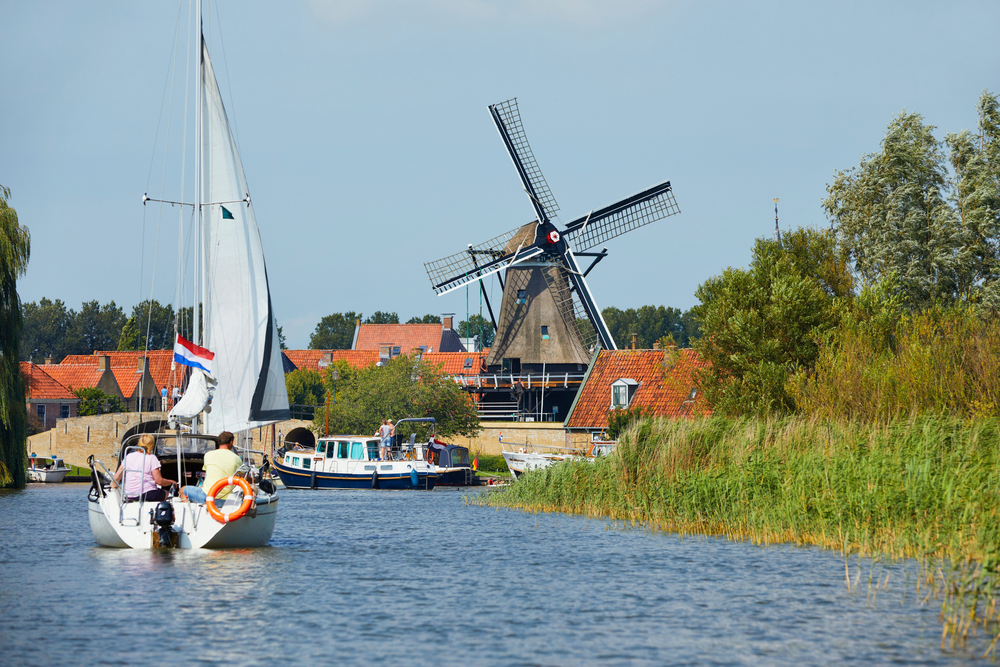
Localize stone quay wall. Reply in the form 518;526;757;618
27;414;589;467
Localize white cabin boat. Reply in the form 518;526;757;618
273;436;437;490
28;455;71;483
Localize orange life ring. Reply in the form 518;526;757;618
205;476;254;524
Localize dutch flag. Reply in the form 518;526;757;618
173;334;215;375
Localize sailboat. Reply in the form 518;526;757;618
87;4;289;549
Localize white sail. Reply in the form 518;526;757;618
200;40;289;435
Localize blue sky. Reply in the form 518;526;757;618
3;0;998;348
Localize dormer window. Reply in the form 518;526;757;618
611;378;639;409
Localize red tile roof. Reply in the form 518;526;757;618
565;348;711;429
63;351;180;397
282;349;380;373
41;364;110;394
20;362;76;400
353;323;465;354
422;351;487;376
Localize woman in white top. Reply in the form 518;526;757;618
112;433;176;502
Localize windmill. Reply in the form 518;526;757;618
424;98;680;373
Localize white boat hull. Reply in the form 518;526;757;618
88;487;277;549
28;468;70;483
502;450;578;479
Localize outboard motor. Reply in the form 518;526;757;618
150;501;175;547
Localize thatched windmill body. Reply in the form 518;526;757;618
425;98;681;376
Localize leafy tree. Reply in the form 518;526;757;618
285;369;325;406
117;316;139;351
945;91;1000;307
602;305;690;348
313;354;479;438
364;311;399;324
20;297;71;362
693;227;853;416
129;300;175;350
67;300;126;355
73;387;125;416
406;314;441;324
309;311;361;350
175;304;202;343
276;323;287;350
457;314;495;348
0;184;30;488
824;92;1000;309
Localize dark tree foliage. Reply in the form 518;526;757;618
285;369;325;406
602;305;696;349
457;314;495;348
309;311;361;350
364;311;399;324
129;300;175;351
406;314;442;324
1;184;30;488
67;300;126;355
20;297;71;362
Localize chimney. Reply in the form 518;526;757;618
631;333;637;350
442;313;454;331
137;356;149;373
98;355;111;371
653;341;661;351
318;352;332;368
44;357;53;365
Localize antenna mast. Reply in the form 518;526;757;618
773;198;781;245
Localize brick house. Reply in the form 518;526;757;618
21;362;80;431
564;347;711;439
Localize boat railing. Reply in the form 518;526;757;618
502;441;585;454
118;445;147;526
91;459;116;499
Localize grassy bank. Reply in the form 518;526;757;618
473;416;1000;650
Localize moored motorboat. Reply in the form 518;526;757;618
27;455;71;483
273;436;437;490
502;441;615;479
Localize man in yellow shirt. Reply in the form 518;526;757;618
181;431;243;503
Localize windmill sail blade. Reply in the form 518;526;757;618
490;99;560;224
425;223;542;296
563;180;679;253
560;248;617;351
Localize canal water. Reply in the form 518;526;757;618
0;484;990;665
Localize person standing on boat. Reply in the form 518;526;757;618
375;420;394;460
180;431;243;504
112;434;177;502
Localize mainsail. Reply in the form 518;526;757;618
200;40;289;434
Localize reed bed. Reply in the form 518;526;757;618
473;416;1000;652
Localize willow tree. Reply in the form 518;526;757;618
0;185;30;488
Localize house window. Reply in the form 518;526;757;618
516;290;526;304
612;385;629;408
392;346;401;357
36;404;45;421
541;326;549;340
464;357;473;368
611;378;639;409
60;405;70;418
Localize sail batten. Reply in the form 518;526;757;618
199;40;289;435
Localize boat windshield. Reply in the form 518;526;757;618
154;435;218;456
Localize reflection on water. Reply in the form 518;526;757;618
0;484;989;665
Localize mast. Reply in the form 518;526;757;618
193;0;203;348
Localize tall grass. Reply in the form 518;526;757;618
475;415;1000;650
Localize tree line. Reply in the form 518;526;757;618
307;307;700;351
19;298;288;363
694;90;1000;419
